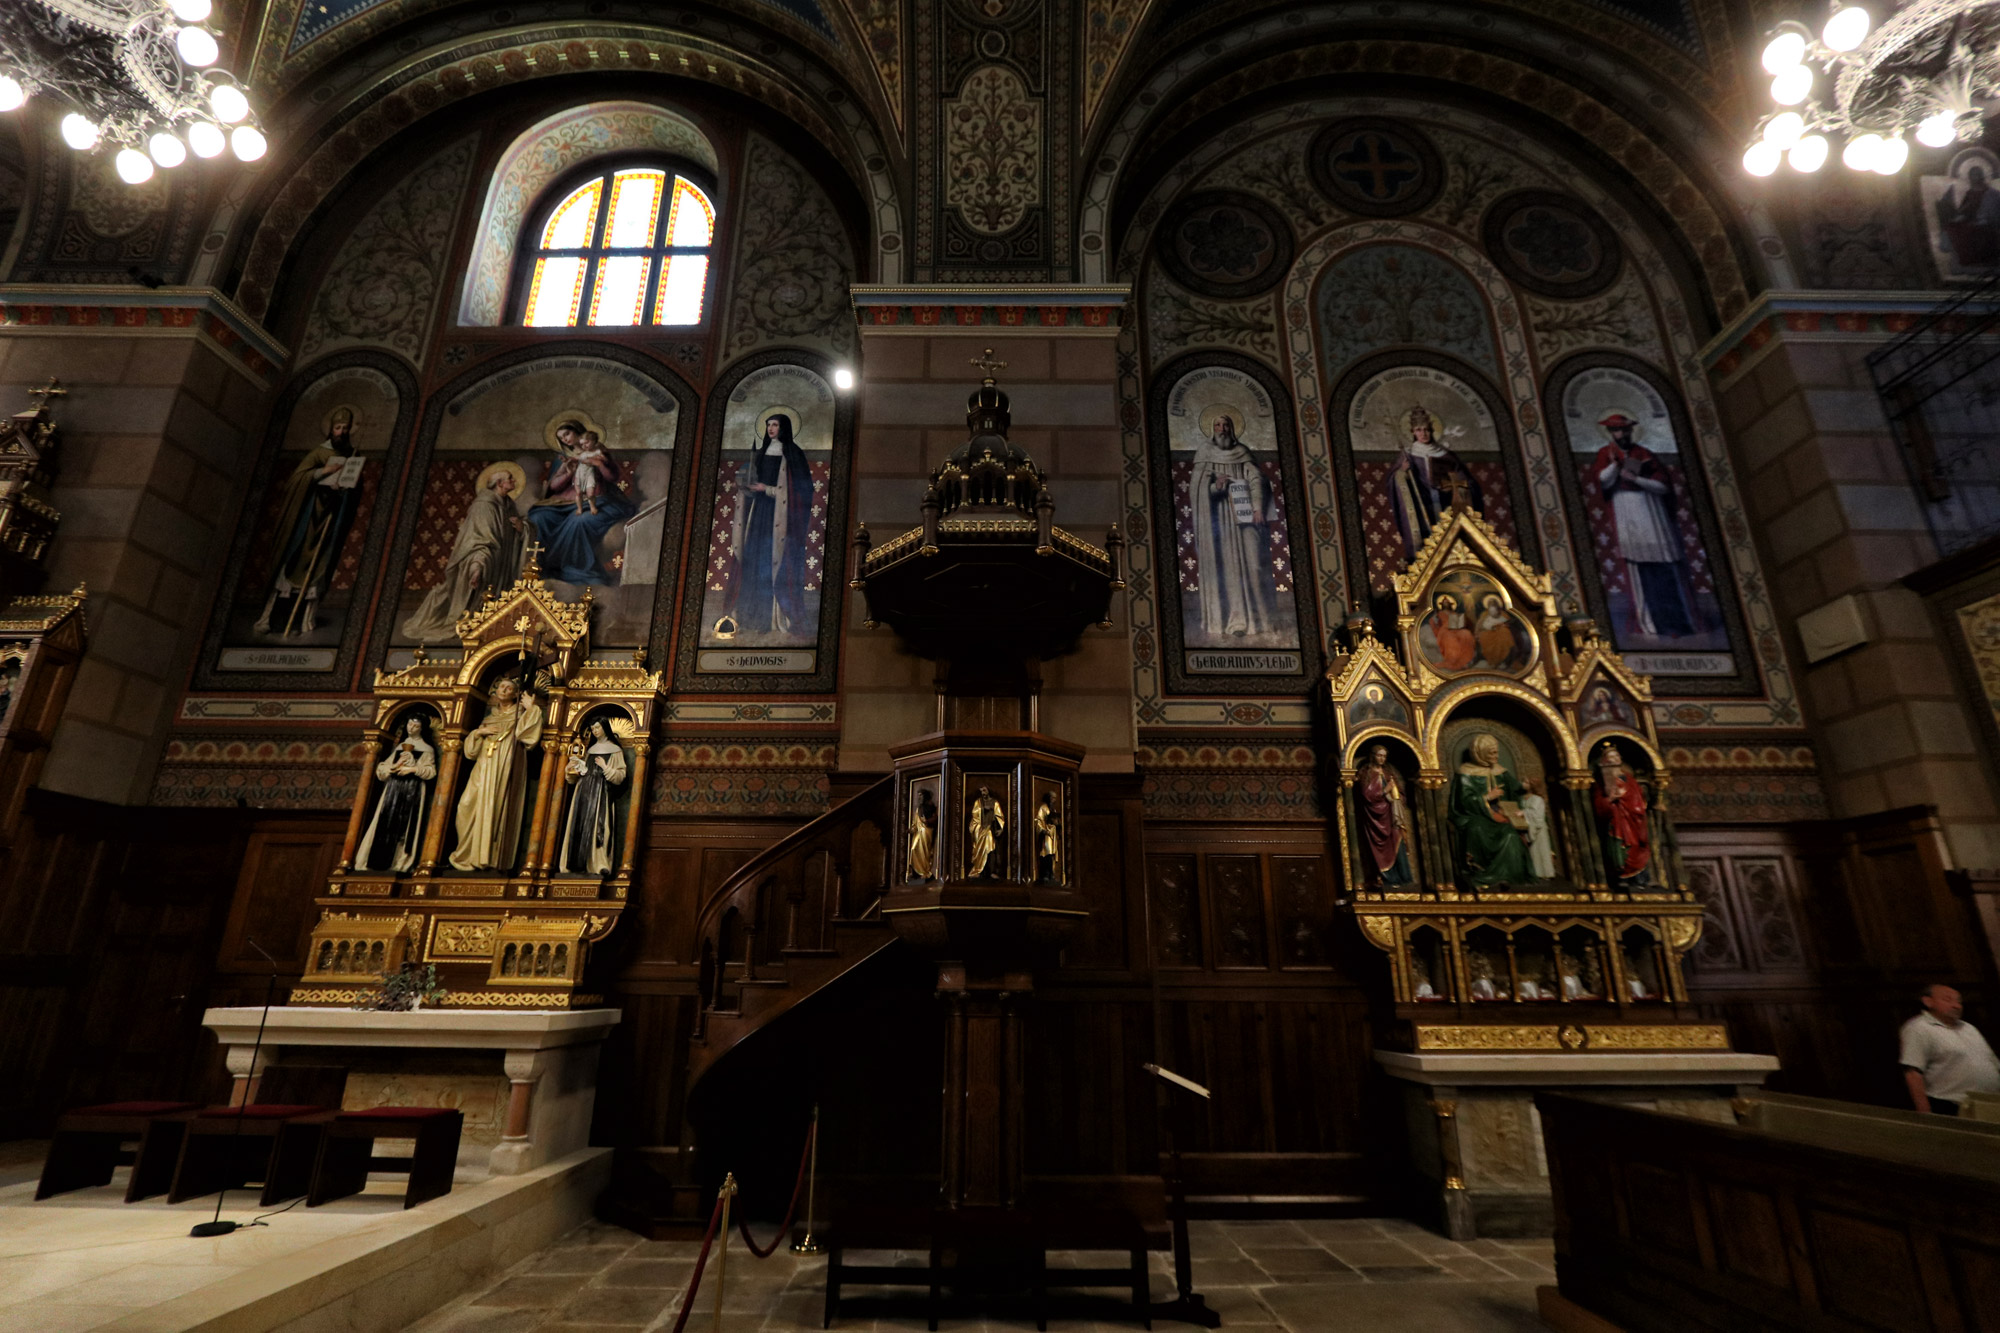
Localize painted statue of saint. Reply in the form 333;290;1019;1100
402;462;525;642
725;414;814;639
1592;743;1653;889
1593;414;1696;640
1189;413;1279;641
908;787;937;881
1519;778;1556;880
1355;743;1413;887
256;405;366;636
1448;732;1531;886
1387;406;1481;563
968;785;1004;879
559;719;628;876
448;678;544;872
356;715;436;873
1033;793;1061;885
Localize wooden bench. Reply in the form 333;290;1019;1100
35;1101;200;1202
308;1107;462;1209
166;1104;334;1207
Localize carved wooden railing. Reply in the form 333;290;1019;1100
687;776;895;1088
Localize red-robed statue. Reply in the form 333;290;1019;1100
1355;743;1414;887
1591;743;1653;888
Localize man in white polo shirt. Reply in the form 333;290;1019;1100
1902;983;2000;1115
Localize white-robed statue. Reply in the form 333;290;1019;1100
448;677;544;872
356;715;437;873
560;719;629;875
1189;413;1279;641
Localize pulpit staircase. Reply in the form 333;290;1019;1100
687;775;898;1088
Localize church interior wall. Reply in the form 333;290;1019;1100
4;0;2000;1219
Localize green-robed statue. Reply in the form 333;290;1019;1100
1449;732;1532;886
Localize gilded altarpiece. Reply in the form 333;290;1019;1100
1327;505;1724;1054
293;556;658;1008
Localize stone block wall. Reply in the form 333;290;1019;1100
0;318;273;804
839;323;1132;772
1708;301;2000;866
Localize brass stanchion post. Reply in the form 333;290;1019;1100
791;1105;824;1255
713;1173;737;1333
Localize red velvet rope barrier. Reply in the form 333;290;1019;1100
666;1122;819;1332
736;1122;816;1258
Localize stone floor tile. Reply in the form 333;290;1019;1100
1319;1240;1431;1269
1190;1258;1269;1286
1262;1281;1542;1332
1216;1221;1310;1244
1354;1266;1451;1282
558;1223;645;1250
541;1325;654;1333
1436;1257;1512;1282
523;1247;630;1276
1291;1219;1389;1243
1486;1256;1555;1282
483;1274;599;1309
1242;1248;1354;1276
414;1305;553;1333
633;1239;711;1259
606;1258;700;1287
562;1285;678;1324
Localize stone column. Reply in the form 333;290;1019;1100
1706;292;2000;867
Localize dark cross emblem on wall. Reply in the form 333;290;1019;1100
1332;132;1420;200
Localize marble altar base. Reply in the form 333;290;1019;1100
1376;1049;1781;1241
202;1007;620;1177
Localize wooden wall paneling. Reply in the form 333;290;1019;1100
1145;853;1202;968
217;818;346;972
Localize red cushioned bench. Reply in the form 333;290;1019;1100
36;1101;201;1202
167;1105;335;1207
308;1107;462;1209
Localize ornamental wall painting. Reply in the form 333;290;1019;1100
673;355;854;691
1547;359;1745;686
1146;355;1321;695
1331;357;1535;604
1921;147;2000;283
198;352;414;687
380;351;689;663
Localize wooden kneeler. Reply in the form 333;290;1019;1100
309;1108;462;1209
167;1105;334;1207
35;1102;200;1202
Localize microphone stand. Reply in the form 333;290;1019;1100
191;937;280;1238
1142;1062;1219;1326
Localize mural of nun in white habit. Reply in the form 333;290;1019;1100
560;719;629;875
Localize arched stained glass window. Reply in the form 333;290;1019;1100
518;165;715;327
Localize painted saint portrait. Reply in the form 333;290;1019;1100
1348;681;1409;728
392;356;680;653
1346;365;1523;592
213;363;399;672
698;365;834;662
1560;369;1729;665
1417;570;1532;674
1580;681;1638;729
1165;365;1301;653
1923;148;2000;281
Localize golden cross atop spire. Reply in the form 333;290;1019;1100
970;348;1006;384
25;379;66;412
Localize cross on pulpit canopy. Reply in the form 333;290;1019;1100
1445;472;1475;512
970;347;1007;383
25;379;66;411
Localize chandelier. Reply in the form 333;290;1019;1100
1744;2;2000;176
0;0;267;187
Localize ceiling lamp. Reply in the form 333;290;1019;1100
1743;4;2000;177
0;0;269;186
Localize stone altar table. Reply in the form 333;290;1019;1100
202;1006;620;1175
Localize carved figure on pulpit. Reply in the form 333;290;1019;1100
1450;733;1532;886
1592;743;1653;889
1356;743;1414;887
968;785;1004;879
1388;406;1482;563
1558;950;1599;1000
1519;778;1556;880
1033;792;1061;885
0;654;22;731
356;715;437;873
448;678;544;872
559;719;628;875
908;786;937;881
1412;955;1438;1000
1517;956;1553;1001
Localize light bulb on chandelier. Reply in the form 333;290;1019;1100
168;0;213;21
1743;141;1782;177
59;113;99;150
1762;29;1808;74
1843;133;1884;171
230;125;266;161
208;83;249;124
175;26;219;67
187;121;225;157
1822;5;1871;53
1762;112;1806;150
115;148;154;184
1918;110;1962;148
1789;135;1830;172
1771;65;1814;106
1872;134;1909;174
0;76;23;114
149;132;186;168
